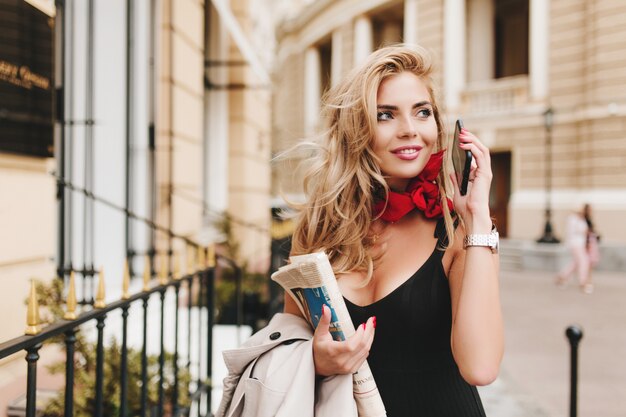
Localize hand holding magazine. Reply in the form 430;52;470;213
271;252;387;417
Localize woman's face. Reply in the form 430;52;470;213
372;71;439;192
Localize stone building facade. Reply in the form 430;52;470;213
0;0;274;410
272;0;626;258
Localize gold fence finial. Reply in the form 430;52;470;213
25;280;41;335
143;255;151;291
207;244;216;268
122;259;130;300
197;246;206;271
94;267;106;308
64;271;78;320
159;253;168;285
173;252;181;280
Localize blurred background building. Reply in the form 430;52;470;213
1;0;274;413
272;0;626;270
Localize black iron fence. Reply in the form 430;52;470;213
0;250;242;417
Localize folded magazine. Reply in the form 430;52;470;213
271;252;387;417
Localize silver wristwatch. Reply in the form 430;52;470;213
463;228;499;254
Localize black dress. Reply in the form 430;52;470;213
344;220;487;417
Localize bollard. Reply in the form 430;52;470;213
565;325;583;417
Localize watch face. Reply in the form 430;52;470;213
491;231;500;253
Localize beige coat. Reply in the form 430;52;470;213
216;313;358;417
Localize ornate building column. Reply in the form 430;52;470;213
403;0;419;45
530;0;550;101
304;47;321;135
444;0;466;112
353;15;373;66
467;0;494;82
331;29;343;87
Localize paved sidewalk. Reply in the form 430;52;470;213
480;269;626;417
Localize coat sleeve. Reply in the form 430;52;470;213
215;372;243;417
215;313;316;417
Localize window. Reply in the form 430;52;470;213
319;40;332;96
372;2;403;49
494;0;529;78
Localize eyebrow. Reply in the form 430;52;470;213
376;101;432;110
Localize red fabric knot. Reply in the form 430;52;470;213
373;150;454;222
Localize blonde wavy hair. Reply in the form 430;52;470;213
289;44;456;281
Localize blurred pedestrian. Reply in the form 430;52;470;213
583;203;601;283
556;204;594;293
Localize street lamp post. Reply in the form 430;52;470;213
538;107;560;243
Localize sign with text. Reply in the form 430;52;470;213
0;0;54;158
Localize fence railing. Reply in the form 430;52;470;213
0;249;242;417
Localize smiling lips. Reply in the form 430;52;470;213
391;145;422;160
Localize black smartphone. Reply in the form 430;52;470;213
451;119;472;196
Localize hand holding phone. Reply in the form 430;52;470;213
451;119;472;196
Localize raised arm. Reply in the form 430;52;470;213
447;128;504;386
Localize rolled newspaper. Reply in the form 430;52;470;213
271;252;387;417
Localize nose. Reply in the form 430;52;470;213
398;115;417;139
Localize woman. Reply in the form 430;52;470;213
284;45;503;416
584;204;601;290
557;204;597;293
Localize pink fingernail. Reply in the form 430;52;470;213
362;323;366;330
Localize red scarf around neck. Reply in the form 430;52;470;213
373;150;454;222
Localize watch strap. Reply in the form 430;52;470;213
463;230;499;253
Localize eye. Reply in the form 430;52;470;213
416;108;433;118
377;111;393;121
